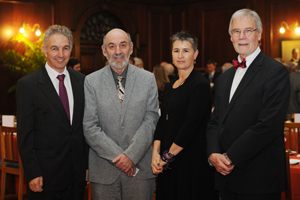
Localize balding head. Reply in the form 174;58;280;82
164;63;174;75
101;28;133;72
160;61;168;67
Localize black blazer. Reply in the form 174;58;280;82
204;70;222;84
16;65;88;191
207;51;290;194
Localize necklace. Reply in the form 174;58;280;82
173;79;186;89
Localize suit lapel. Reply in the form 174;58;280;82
38;66;69;121
224;68;236;107
120;65;136;123
103;66;122;115
68;69;81;127
225;51;265;116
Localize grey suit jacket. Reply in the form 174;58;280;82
83;64;159;184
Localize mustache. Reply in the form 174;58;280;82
112;53;125;59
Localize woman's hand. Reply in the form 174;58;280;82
151;151;167;174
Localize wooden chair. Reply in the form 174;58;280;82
0;126;24;200
284;122;300;153
285;151;292;200
86;182;92;200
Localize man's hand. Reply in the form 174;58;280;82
209;153;234;176
125;166;136;177
29;176;43;192
112;153;135;173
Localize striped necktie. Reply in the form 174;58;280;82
117;76;125;103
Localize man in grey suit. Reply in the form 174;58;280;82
83;28;159;200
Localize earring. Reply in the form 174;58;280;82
194;60;196;64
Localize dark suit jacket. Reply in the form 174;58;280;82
288;72;300;114
204;70;222;84
204;71;222;105
16;65;88;191
207;51;290;194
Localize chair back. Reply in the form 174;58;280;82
0;126;20;166
285;151;292;200
284;122;300;153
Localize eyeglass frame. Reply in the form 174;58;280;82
231;28;257;37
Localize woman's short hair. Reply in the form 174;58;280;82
170;31;198;52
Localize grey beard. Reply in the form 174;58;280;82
107;55;129;69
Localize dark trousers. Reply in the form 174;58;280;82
28;172;86;200
220;191;281;200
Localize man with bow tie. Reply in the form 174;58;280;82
206;9;290;200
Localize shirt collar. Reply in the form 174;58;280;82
45;62;69;81
238;46;261;67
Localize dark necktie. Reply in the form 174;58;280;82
57;74;70;121
232;58;247;70
117;76;125;103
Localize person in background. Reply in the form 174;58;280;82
67;58;81;72
204;59;221;87
129;55;135;65
83;28;159;200
221;62;234;73
163;63;177;81
17;25;88;200
290;48;299;66
160;61;168;67
207;9;290;200
134;57;144;69
153;64;170;107
151;31;218;200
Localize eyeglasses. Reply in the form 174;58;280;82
232;28;257;37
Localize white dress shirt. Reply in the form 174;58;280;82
45;63;74;124
229;47;261;102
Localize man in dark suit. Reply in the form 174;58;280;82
288;64;300;114
17;25;88;200
204;59;221;105
206;9;290;200
204;59;221;86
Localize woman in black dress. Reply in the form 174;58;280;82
151;31;218;200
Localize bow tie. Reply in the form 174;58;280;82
232;58;247;70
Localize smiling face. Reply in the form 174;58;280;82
42;33;71;73
102;29;133;71
172;40;198;71
230;16;261;59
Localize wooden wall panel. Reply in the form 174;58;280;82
2;0;300;115
201;4;247;70
147;8;163;69
270;0;300;61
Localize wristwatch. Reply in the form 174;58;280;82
167;151;174;159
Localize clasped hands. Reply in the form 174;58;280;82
113;153;136;177
209;153;234;176
151;151;167;175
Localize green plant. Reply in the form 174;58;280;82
1;32;46;92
